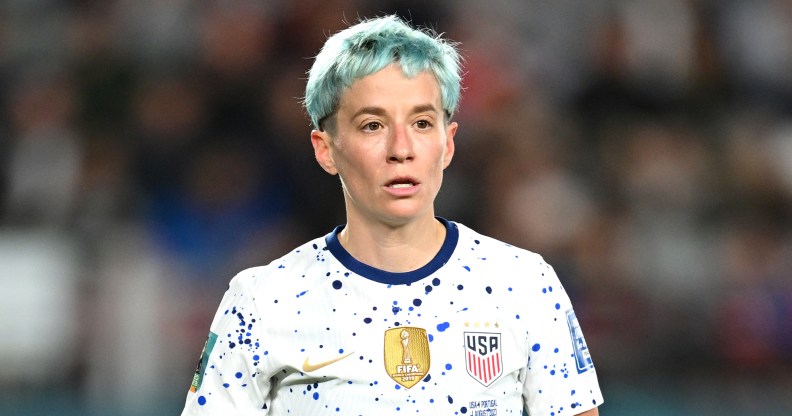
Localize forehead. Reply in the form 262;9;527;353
338;65;443;114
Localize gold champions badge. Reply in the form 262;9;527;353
384;327;430;388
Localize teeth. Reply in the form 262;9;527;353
389;183;412;189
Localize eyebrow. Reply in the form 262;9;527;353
351;104;441;120
411;104;440;115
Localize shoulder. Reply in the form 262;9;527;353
230;234;332;289
452;221;546;266
449;221;561;290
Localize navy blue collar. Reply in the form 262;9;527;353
325;217;459;285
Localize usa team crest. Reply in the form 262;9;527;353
464;332;503;386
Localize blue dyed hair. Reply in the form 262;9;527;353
304;15;462;131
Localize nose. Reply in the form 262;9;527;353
388;124;414;163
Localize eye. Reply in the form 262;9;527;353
362;121;382;132
415;119;432;130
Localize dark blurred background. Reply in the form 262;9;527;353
1;1;791;415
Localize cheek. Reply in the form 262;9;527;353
435;144;450;170
335;148;375;183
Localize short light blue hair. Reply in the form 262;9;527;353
304;15;462;131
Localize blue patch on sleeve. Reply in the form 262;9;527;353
190;331;219;392
566;310;594;373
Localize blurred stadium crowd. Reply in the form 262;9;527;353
1;0;791;414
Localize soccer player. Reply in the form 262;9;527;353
182;15;603;415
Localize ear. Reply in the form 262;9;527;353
311;129;338;175
442;121;458;169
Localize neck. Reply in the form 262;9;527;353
338;215;446;273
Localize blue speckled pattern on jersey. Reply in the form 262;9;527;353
181;219;603;416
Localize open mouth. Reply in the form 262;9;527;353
386;178;418;189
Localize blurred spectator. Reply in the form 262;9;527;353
715;215;790;370
717;0;792;105
115;0;201;69
4;75;83;226
142;139;295;284
0;231;80;385
130;72;208;205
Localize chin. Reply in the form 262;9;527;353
379;205;433;225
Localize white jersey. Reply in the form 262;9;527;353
182;219;603;416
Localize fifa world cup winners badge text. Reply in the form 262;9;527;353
469;399;498;415
384;327;430;389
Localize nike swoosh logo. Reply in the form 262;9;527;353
302;351;354;372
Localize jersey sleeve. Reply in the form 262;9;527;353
521;260;603;416
182;272;272;415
